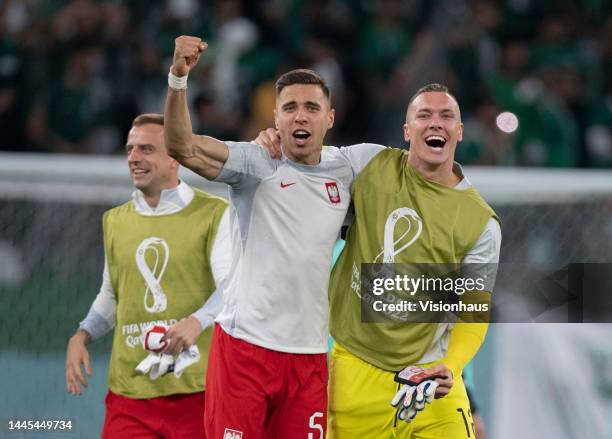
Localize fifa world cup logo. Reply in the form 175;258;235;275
375;207;423;263
352;207;423;298
136;237;170;313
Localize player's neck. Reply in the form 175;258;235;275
406;153;460;187
142;193;161;208
284;149;321;166
141;179;180;208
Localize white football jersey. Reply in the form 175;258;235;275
214;142;357;353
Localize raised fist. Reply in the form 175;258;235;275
171;35;208;77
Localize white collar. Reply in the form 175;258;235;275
132;181;194;216
452;162;472;190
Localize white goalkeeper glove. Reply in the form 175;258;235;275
390;366;442;422
135;324;201;379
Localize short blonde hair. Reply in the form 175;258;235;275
406;84;460;120
132;113;164;127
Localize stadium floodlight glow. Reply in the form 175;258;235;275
496;111;519;133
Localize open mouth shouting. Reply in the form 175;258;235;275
424;135;447;149
292;129;311;146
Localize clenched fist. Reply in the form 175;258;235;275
171;35;208;77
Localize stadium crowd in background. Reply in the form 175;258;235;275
0;0;611;167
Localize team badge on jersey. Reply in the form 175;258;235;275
223;428;243;439
325;182;341;204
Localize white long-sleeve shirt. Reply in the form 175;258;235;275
79;181;231;340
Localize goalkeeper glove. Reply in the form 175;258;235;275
390;366;442;422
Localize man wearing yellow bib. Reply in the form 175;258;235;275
327;84;501;438
65;114;231;438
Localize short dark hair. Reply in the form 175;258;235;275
406;83;459;118
132;113;164;127
275;69;331;102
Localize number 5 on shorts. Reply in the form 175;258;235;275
308;412;324;439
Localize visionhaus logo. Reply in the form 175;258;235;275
362;263;612;324
360;263;496;323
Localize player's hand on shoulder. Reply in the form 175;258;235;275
65;330;92;395
161;316;202;356
172;35;207;77
253;128;281;159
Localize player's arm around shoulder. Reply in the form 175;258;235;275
164;35;229;180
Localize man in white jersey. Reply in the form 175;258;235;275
65;113;231;438
164;35;369;438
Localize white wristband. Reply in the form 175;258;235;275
168;71;188;90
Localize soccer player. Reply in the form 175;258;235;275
256;84;501;438
164;36;362;439
328;84;500;438
65;113;231;438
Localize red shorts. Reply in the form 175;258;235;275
205;324;328;439
102;389;205;439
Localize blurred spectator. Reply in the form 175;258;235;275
447;0;501;111
486;40;530;114
241;80;275;142
192;89;242;140
0;23;25;151
210;0;258;113
459;93;517;165
26;43;105;153
512;67;580;167
585;76;612;167
304;34;348;144
584;16;612;167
